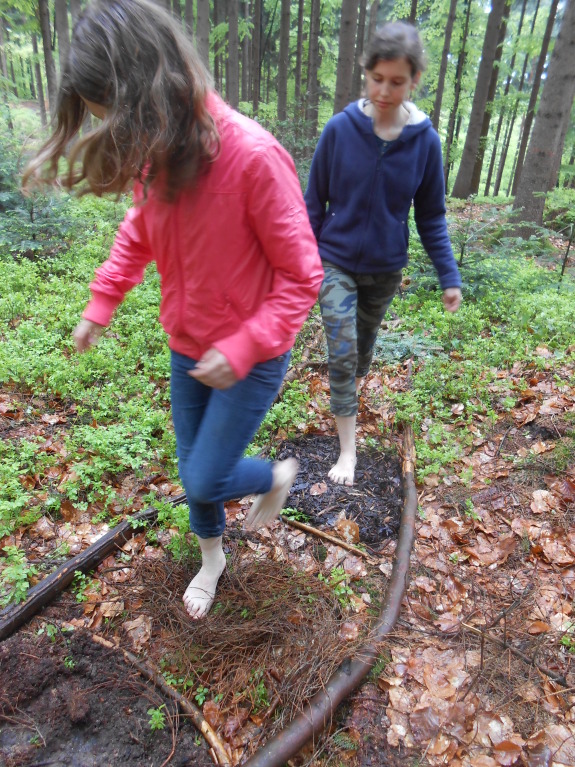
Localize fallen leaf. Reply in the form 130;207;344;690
527;620;551;634
334;518;360;544
310;482;327;496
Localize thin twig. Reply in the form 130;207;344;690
280;516;378;564
460;622;568;687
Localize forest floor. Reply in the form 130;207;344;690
1;228;575;766
1;359;574;767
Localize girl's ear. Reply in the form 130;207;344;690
411;71;421;90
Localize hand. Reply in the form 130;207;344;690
442;287;462;313
189;348;238;389
73;319;105;352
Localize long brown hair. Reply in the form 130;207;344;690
23;0;219;200
362;21;426;77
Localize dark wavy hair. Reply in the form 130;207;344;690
23;0;219;200
362;21;426;77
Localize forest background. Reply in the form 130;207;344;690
1;1;575;766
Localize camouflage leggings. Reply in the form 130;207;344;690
319;261;402;416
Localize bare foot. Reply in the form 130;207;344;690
244;458;299;530
355;376;364;394
328;452;356;486
183;548;226;620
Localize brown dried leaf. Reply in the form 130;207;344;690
527;620;551;635
203;700;224;729
334;518;360;544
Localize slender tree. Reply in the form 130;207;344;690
430;0;457;131
469;0;510;194
251;0;261;114
277;0;290;119
305;0;320;137
511;0;559;195
227;0;239;108
37;0;58;115
494;0;541;196
184;0;193;37
294;0;304;115
451;0;509;198
484;0;528;196
513;0;575;231
196;0;210;68
352;0;367;100
334;0;359;114
444;0;472;188
55;0;70;74
32;32;47;128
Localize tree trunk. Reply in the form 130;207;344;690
351;0;367;101
451;0;508;199
367;0;378;45
305;0;321;138
408;0;417;24
38;0;58;116
54;0;70;74
294;0;304;116
227;0;239;108
196;0;210;68
469;0;510;194
484;0;528;195
510;0;559;196
184;0;194;37
493;0;541;196
251;0;261;115
277;0;290;119
32;33;47;128
28;58;37;99
444;0;472;190
241;1;250;101
512;0;575;231
172;0;182;23
430;0;457;131
333;0;359;114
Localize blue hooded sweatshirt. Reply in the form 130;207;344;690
304;100;462;289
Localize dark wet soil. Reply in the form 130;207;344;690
0;627;212;767
278;434;403;546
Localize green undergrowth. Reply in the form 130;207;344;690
1;128;574;544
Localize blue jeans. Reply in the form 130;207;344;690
170;349;291;538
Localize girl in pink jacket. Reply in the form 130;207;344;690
24;0;323;619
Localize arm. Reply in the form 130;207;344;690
213;143;324;379
304;126;332;241
82;187;155;328
413;132;462;295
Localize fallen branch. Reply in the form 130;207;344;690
243;426;417;767
92;634;231;766
460;622;568;687
280;515;378;564
0;494;187;642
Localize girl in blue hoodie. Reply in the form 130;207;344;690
305;21;462;486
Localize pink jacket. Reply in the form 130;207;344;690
84;93;323;379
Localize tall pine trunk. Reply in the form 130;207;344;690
277;0;290;119
334;0;359;114
512;0;575;232
38;0;58;116
510;0;559;196
430;0;457;131
451;0;508;199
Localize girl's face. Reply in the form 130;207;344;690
364;57;420;117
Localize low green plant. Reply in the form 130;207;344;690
37;622;58;642
147;704;167;730
194;685;209;706
280;507;310;523
318;566;354;609
247;669;269;712
63;655;76;670
71;570;90;602
0;546;38;606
